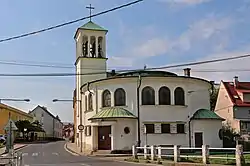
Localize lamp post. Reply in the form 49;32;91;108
52;98;83;152
1;98;30;154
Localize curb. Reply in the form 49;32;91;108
0;144;28;155
64;143;80;156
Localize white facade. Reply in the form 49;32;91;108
30;106;63;138
74;21;223;153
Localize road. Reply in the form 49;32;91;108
19;141;141;166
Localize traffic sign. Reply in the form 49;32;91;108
78;124;84;131
4;119;18;131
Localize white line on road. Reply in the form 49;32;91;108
32;152;38;156
22;153;28;156
52;152;58;156
81;164;91;166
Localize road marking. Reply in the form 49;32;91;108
81;164;91;166
22;153;28;156
52;152;58;156
32;152;38;156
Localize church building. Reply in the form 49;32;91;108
74;19;224;153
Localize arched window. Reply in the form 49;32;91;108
142;86;155;105
88;93;93;110
159;86;171;105
102;90;111;107
174;87;185;105
114;88;126;106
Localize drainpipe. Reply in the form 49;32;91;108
188;118;192;147
137;74;142;147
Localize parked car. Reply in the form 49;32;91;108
0;134;6;144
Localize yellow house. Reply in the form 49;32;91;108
0;103;33;135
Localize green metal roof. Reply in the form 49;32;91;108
89;107;137;120
79;21;108;32
116;70;177;77
192;109;224;120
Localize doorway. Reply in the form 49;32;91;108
98;126;111;150
194;132;203;148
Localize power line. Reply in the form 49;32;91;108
0;53;249;77
147;54;250;70
0;0;143;43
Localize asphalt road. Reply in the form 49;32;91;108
19;141;141;166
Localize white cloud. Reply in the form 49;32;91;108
132;38;168;57
172;15;233;52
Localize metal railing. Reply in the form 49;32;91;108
0;152;23;166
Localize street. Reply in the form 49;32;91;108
19;141;141;166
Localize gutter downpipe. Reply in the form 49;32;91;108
188;117;192;147
137;74;142;147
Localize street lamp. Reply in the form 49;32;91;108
0;98;30;103
52;98;83;153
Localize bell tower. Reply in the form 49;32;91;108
74;9;108;90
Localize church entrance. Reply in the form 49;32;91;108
98;126;111;150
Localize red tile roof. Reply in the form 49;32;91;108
223;81;250;107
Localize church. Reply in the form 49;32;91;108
74;19;224;153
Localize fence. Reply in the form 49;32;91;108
0;151;23;166
132;144;245;166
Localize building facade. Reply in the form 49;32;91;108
74;20;224;153
215;76;250;140
29;105;63;138
0;103;33;134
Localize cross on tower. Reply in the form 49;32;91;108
86;4;95;21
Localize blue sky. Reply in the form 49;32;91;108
0;0;250;122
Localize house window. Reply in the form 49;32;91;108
177;124;185;133
161;124;170;133
174;87;185;105
114;88;126;106
142;86;155;105
145;124;155;134
88;93;93;110
85;126;92;136
159;86;171;105
102;90;111;107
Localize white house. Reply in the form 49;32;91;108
215;76;250;140
29;105;63;139
74;20;224;153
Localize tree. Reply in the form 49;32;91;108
210;87;219;111
15;120;44;137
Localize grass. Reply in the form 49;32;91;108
0;143;4;148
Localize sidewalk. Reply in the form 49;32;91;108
0;144;28;155
65;142;91;156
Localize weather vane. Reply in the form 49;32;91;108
86;4;95;21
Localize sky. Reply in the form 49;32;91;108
0;0;250;122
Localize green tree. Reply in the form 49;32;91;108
210;87;219;111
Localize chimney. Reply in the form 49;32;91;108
234;76;239;88
184;68;191;77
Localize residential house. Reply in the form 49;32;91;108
63;122;74;139
215;76;250;140
74;20;224;153
29;105;63;139
0;103;33;135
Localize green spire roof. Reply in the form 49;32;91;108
89;107;137;120
191;109;224;120
79;21;108;32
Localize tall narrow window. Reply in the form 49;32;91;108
114;88;126;106
159;86;171;105
174;87;185;105
142;86;155;105
88;93;93;110
85;95;87;111
102;90;111;107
